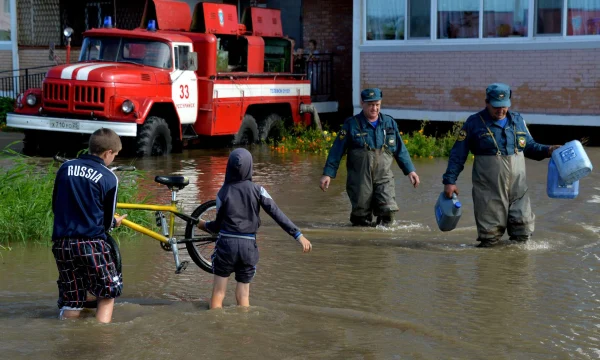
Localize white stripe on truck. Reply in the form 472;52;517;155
212;83;311;99
60;64;91;80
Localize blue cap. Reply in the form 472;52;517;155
486;83;511;107
360;88;382;102
454;201;462;208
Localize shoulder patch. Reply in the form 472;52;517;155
457;129;467;141
339;129;346;140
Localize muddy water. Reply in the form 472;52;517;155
1;147;600;359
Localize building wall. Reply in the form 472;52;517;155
360;49;600;116
303;0;353;115
18;48;79;69
0;49;12;70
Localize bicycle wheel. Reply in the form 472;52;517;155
185;200;217;273
105;234;122;274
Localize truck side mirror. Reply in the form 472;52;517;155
185;52;198;71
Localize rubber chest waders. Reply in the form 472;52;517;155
472;116;534;242
345;116;399;222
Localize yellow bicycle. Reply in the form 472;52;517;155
55;156;218;274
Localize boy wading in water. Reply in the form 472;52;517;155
197;148;312;309
51;128;127;323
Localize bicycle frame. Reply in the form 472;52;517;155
117;189;200;274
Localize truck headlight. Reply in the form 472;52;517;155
26;94;37;106
121;100;134;114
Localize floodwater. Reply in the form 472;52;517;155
1;146;600;359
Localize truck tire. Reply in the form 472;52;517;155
258;113;284;142
23;130;59;157
22;130;39;156
136;116;172;156
232;115;258;145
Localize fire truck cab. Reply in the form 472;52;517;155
8;0;316;156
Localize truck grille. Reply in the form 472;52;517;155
74;85;105;111
43;83;70;109
43;83;69;101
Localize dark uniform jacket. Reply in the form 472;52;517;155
323;111;416;178
442;109;550;185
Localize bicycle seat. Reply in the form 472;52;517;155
154;176;190;190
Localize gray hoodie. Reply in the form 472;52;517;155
206;148;302;240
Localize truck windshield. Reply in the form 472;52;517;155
79;37;172;70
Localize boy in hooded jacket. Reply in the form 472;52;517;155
197;148;312;309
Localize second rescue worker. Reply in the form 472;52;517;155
320;88;420;227
442;83;560;247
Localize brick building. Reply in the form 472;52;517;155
355;0;600;126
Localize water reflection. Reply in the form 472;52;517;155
1;146;599;359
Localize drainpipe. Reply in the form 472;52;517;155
300;103;323;133
10;0;19;94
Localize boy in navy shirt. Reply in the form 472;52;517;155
197;148;312;309
52;128;127;323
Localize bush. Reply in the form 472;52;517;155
0;96;14;131
268;123;335;154
270;120;464;158
0;149;152;247
403;121;464;158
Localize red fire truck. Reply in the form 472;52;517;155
7;0;319;156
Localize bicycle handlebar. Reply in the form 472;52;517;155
53;155;136;171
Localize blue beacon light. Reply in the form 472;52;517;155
147;20;157;32
103;16;113;28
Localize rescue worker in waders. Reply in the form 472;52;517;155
442;83;560;247
320;88;420;227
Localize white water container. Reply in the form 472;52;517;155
551;140;593;184
435;192;462;232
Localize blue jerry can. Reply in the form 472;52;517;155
547;158;579;199
435;192;462;232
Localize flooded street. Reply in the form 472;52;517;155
1;146;600;359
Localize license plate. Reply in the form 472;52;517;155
50;120;80;130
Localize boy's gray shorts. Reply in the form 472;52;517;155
212;236;259;283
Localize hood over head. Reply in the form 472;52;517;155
224;148;253;183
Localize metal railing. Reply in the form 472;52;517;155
293;53;335;102
0;66;53;99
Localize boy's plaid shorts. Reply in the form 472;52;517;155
52;238;123;310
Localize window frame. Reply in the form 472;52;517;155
362;0;600;48
0;0;12;49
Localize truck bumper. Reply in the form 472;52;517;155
7;113;138;137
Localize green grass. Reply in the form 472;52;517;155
0;148;153;247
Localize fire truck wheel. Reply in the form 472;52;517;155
232;115;258;145
136;116;173;156
258;113;284;142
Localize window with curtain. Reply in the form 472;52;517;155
0;0;10;41
536;0;563;34
438;0;479;39
408;0;431;38
568;0;600;35
483;0;528;37
366;0;406;40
